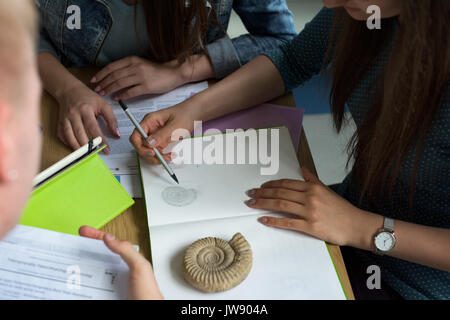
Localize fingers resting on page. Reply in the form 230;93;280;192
244;167;365;247
78;226;164;300
57;85;120;154
90;56;187;101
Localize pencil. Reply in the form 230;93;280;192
118;100;179;184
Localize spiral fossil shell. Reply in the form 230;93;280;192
183;233;252;293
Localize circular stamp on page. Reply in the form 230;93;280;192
162;186;197;207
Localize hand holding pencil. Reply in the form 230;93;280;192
129;102;195;166
119;100;179;184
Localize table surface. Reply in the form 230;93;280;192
39;68;355;300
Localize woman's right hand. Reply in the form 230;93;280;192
56;83;120;153
130;102;199;164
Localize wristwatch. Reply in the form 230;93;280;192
374;217;396;255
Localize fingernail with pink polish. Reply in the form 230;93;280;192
246;199;256;205
94;86;101;92
246;189;257;196
116;128;121;137
91;77;97;83
259;217;268;224
100;90;106;96
105;233;115;241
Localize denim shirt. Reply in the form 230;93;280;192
35;0;296;79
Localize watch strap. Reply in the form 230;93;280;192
384;217;394;232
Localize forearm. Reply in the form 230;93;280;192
352;211;450;272
187;55;285;121
179;54;215;83
37;52;85;101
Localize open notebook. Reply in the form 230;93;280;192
139;127;347;299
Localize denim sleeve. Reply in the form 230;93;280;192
264;7;336;93
38;28;61;60
206;0;296;79
35;0;62;60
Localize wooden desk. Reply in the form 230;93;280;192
40;68;354;299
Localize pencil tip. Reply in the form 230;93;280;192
172;174;179;184
118;100;127;111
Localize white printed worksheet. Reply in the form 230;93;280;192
0;225;129;300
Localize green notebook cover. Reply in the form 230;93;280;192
19;148;134;235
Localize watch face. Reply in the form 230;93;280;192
375;232;395;251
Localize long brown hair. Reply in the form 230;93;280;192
326;1;450;209
136;0;213;64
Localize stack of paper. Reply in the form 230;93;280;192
0;225;129;300
140;127;347;299
99;81;209;198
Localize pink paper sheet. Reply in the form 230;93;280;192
201;103;304;152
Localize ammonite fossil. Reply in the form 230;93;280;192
183;233;252;293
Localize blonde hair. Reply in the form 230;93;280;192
0;0;37;105
0;0;36;38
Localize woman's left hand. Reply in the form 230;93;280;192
245;167;381;249
91;56;188;100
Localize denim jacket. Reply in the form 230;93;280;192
35;0;296;79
